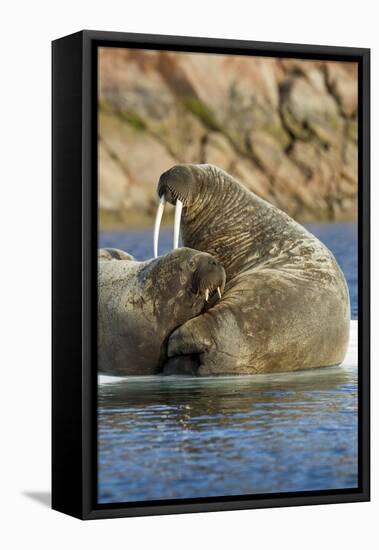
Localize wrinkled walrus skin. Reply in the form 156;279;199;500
155;164;350;376
98;247;225;375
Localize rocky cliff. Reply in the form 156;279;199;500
99;48;358;228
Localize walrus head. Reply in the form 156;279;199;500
187;252;226;303
158;165;197;205
154;165;205;258
154;163;265;280
151;247;226;306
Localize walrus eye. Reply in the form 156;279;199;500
188;259;196;271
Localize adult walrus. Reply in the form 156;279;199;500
154;164;350;376
98;246;225;375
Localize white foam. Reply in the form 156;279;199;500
98;320;358;385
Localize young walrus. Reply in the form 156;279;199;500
98;247;225;375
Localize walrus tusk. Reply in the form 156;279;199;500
205;289;209;302
154;195;166;258
173;198;183;250
217;287;222;299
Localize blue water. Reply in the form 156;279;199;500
98;223;358;504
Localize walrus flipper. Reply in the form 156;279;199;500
167;315;214;358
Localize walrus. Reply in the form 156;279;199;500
98;246;225;375
98;248;135;262
153;164;350;376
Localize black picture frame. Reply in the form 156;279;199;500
52;30;370;520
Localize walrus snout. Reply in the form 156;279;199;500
190;253;226;302
154;165;197;258
157;165;195;204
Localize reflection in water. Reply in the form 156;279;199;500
98;366;358;503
